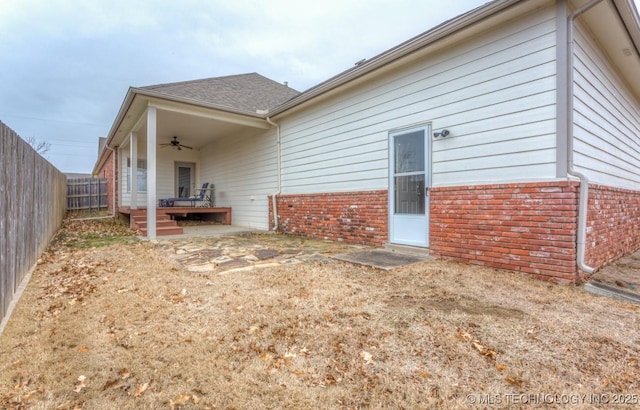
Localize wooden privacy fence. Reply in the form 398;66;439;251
67;177;108;211
0;121;67;328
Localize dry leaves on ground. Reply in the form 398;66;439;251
1;218;639;409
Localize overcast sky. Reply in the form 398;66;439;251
1;0;638;174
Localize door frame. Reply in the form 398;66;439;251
174;162;196;198
388;123;432;247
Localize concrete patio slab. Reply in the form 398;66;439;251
584;250;640;305
584;281;640;305
331;249;433;270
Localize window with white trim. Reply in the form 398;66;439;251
126;158;147;192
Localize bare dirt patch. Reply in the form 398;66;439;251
1;219;639;409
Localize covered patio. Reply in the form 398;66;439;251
93;74;300;238
119;206;233;236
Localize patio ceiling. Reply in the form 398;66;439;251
134;108;257;150
112;92;271;150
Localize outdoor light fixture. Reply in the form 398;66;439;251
433;129;450;138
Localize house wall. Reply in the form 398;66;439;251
157;146;200;199
278;2;558;196
274;3;565;261
572;24;640;190
264;3;640;282
572;23;640;269
97;147;117;212
586;184;640;268
119;141;145;206
200;128;276;230
430;181;579;283
119;136;200;208
269;191;388;246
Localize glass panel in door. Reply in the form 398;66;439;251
390;127;429;247
178;167;191;197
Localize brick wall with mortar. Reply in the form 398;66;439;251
429;181;580;283
269;191;388;246
586;184;640;269
268;182;640;284
98;149;117;213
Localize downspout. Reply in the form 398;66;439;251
566;0;605;276
266;117;281;231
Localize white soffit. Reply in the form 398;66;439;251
580;0;640;98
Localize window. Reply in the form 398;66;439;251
126;158;147;192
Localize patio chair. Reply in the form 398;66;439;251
166;182;209;207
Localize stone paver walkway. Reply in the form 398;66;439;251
154;229;640;305
154;233;364;274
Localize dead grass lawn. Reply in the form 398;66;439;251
1;219;639;409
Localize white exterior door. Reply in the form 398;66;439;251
389;126;430;247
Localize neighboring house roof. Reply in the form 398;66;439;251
98;137;107;158
140;73;300;114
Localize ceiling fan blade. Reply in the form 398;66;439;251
181;144;193;149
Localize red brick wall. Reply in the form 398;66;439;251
268;182;640;284
98;149;118;213
586;184;640;268
269;191;388;246
429;181;580;283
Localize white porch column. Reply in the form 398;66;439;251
129;132;138;209
146;106;157;239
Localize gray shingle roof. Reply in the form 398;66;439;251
140;73;300;114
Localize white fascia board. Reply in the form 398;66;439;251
614;0;640;53
92;87;138;174
268;0;522;117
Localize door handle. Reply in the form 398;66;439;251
425;186;429;196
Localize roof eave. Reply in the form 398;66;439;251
267;0;521;117
92;86;269;174
92;87;138;174
614;0;640;54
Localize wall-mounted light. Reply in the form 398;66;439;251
433;129;450;138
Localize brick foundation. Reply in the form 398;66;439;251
269;191;388;246
269;182;640;284
586;184;640;269
430;181;580;283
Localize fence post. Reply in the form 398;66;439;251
96;178;100;213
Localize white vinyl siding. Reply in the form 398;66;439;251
572;25;640;190
278;3;558;193
119;137;200;207
199;129;276;230
119;147;147;207
156;148;199;198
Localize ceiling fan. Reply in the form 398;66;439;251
160;136;193;151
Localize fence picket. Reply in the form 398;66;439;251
66;178;107;211
0;121;66;327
